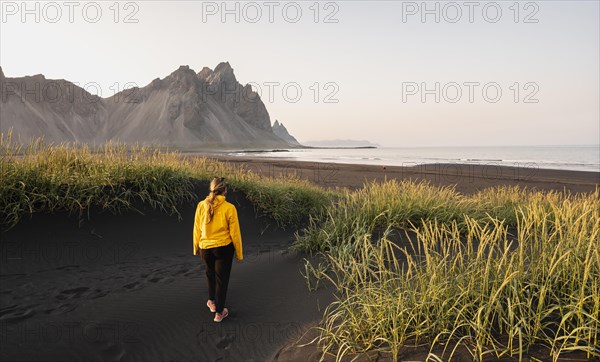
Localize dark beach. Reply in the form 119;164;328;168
203;156;600;194
1;160;598;362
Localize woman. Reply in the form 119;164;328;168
193;177;243;322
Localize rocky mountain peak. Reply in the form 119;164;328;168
214;61;233;74
163;65;200;92
197;67;213;81
272;120;300;145
208;61;237;85
168;65;196;77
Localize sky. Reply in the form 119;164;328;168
1;0;599;147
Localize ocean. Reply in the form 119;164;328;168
231;145;600;173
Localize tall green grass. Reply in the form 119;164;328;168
0;133;331;228
293;179;579;253
299;181;600;361
294;180;468;253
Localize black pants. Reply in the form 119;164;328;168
199;242;234;314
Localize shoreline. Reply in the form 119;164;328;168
186;151;599;173
180;144;600;174
195;155;600;194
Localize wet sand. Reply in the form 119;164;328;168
202;155;599;194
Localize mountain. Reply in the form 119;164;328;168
0;66;108;144
0;63;299;148
272;120;300;145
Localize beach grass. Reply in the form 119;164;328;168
292;179;583;253
297;180;599;361
0;132;331;229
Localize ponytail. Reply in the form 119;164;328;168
205;177;227;224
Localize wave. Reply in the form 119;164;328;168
463;158;504;162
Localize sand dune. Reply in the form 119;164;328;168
0;182;333;361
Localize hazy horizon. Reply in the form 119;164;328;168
302;142;600;148
2;0;598;147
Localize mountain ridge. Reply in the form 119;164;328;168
0;63;299;148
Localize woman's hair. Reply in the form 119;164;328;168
205;177;227;224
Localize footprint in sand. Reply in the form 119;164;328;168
155;277;176;284
56;287;90;300
89;289;109;299
0;304;18;315
55;293;69;301
184;266;203;277
122;281;141;290
170;268;189;276
53;303;77;314
216;334;235;350
100;343;126;361
0;305;36;323
61;287;90;295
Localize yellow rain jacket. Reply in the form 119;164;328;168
193;195;243;260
